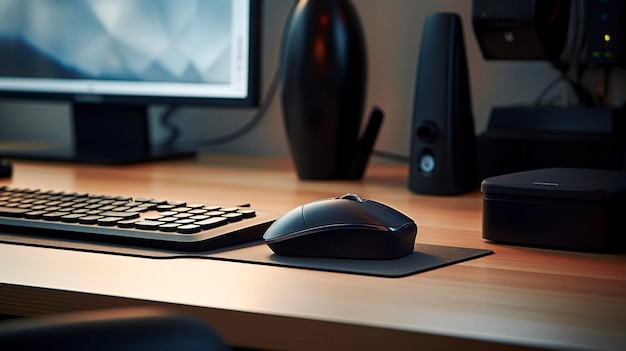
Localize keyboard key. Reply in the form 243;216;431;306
158;217;178;223
61;213;86;223
159;223;181;232
223;213;243;222
173;212;193;219
156;205;176;211
78;215;104;224
97;217;123;226
42;212;66;221
24;210;48;219
98;211;140;219
0;206;29;217
239;209;256;218
135;220;165;230
177;224;201;234
196;217;228;229
175;219;196;225
117;219;140;228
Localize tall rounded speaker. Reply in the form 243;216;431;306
408;13;477;195
279;0;382;180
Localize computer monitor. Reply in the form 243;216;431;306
0;0;261;164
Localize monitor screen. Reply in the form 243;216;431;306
0;0;261;163
0;0;259;106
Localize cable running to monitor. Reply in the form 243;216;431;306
158;67;280;150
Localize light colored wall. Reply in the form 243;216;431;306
1;0;624;158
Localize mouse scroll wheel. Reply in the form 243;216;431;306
339;193;365;202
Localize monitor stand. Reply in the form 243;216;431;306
0;103;195;165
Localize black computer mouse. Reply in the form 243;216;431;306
263;194;417;259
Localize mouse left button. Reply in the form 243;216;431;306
263;205;307;241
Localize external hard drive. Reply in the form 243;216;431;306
481;168;626;252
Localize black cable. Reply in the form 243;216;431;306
602;66;612;106
168;70;279;148
373;150;409;163
534;74;566;106
159;104;181;148
197;69;280;147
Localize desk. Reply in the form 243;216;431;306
1;155;624;350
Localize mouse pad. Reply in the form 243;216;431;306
0;234;493;278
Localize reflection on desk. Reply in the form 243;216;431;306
1;155;625;351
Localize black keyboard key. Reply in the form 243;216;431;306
117;219;140;228
159;223;181;232
158;217;178;223
136;203;158;211
98;211;140;219
78;215;104;224
149;199;168;205
127;206;148;213
61;213;86;223
97;217;122;226
196;217;228;229
144;215;164;221
189;215;210;221
0;206;29;217
135;220;165;230
175;219;196;225
177;224;201;234
24;210;48;219
156;205;176;211
223;213;243;222
43;212;65;221
239;209;256;218
173;212;193;219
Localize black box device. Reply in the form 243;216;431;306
481;168;626;252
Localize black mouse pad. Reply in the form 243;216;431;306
0;234;493;278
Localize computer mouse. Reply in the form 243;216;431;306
263;194;417;259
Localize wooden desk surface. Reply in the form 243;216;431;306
1;155;625;350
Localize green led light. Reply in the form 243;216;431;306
604;52;613;58
592;51;601;58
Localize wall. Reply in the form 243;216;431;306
1;0;625;159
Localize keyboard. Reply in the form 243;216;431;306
0;186;278;252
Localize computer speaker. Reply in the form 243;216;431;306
408;13;478;195
279;0;383;180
